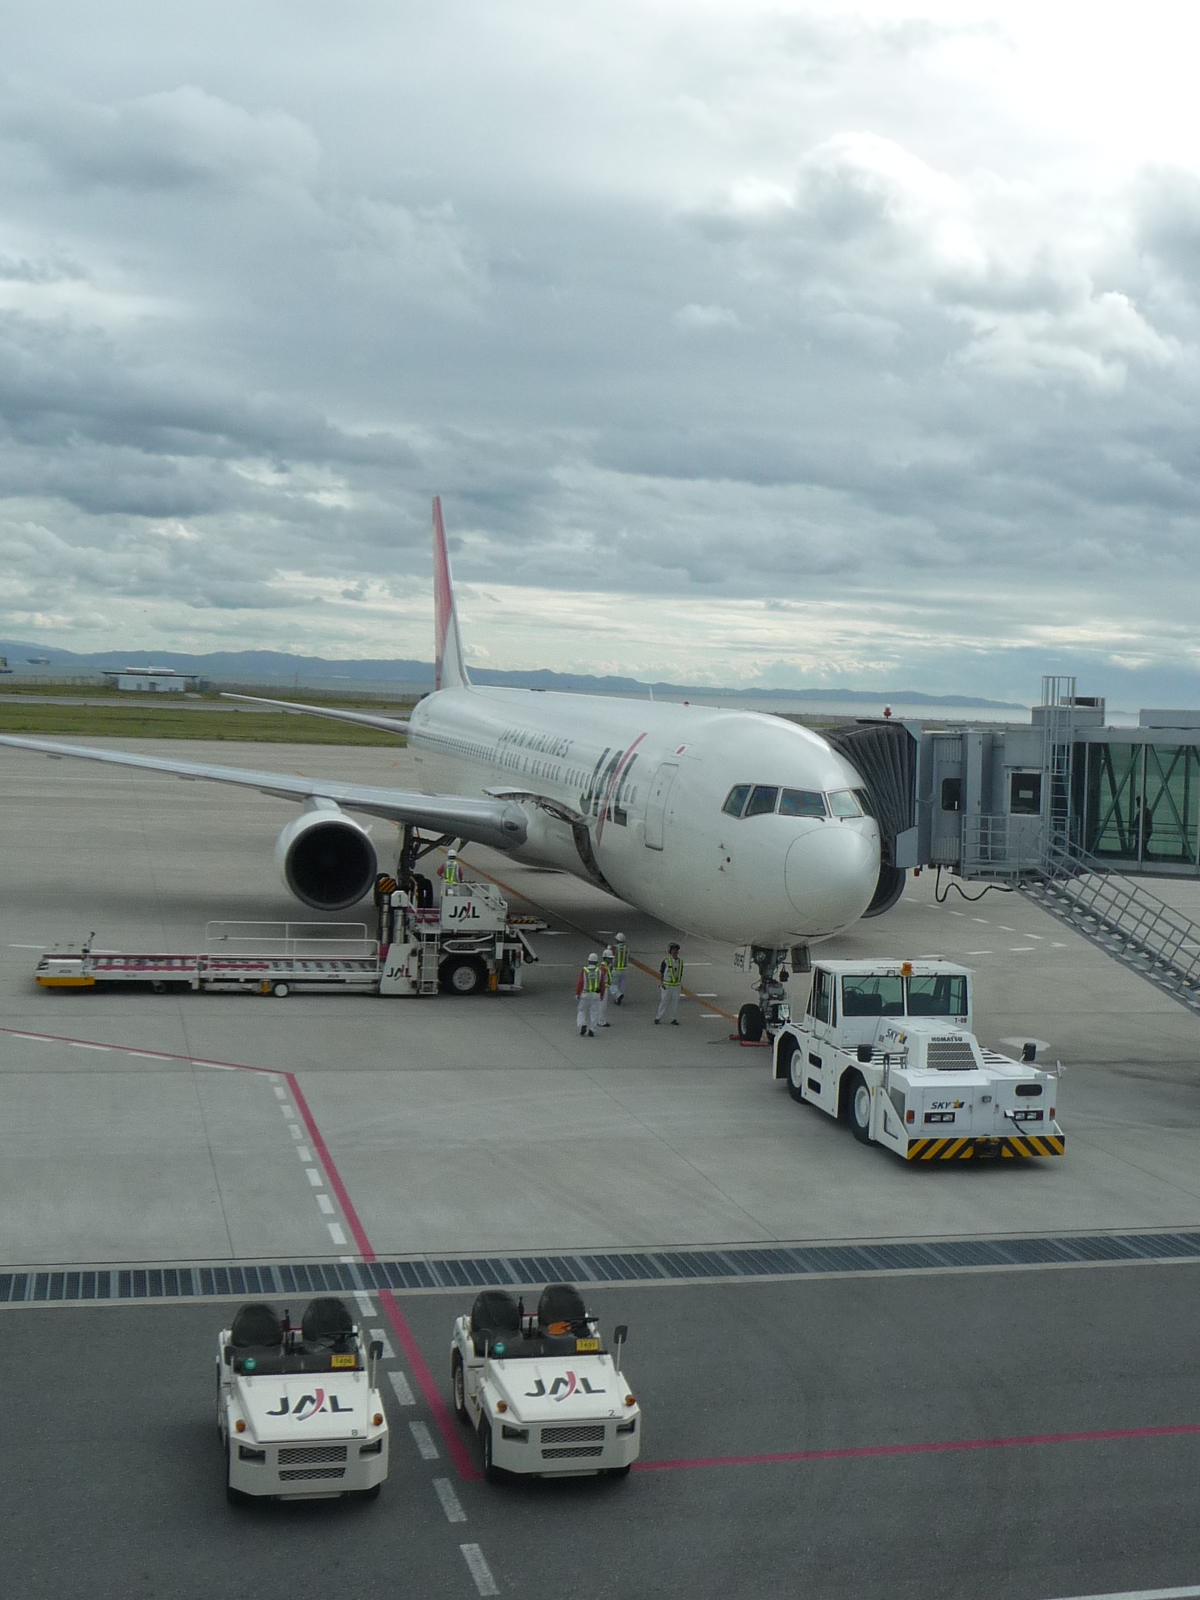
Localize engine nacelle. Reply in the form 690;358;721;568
275;805;377;911
861;861;906;918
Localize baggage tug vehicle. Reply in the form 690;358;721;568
773;959;1064;1161
218;1298;388;1503
451;1285;640;1480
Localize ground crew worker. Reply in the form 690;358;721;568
611;933;629;1005
441;848;461;887
655;942;683;1026
598;945;616;1027
576;952;606;1037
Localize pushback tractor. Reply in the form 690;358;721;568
773;959;1064;1161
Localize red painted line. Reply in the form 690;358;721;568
633;1421;1200;1474
283;1071;480;1482
0;1025;275;1073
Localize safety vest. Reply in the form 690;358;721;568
582;964;602;994
662;955;683;987
443;859;460;885
614;946;628;971
601;951;615;976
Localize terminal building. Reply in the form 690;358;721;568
102;668;204;693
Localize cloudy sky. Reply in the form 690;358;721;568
2;0;1199;702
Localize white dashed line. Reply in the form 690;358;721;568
278;1103;295;1118
460;1544;500;1596
1046;1587;1200;1599
130;1052;171;1061
287;1125;303;1141
316;1194;335;1215
967;951;992;956
8;943;46;949
369;1328;394;1359
998;926;1015;932
273;1086;287;1100
327;1223;347;1245
947;910;964;916
387;1370;415;1406
354;1293;375;1319
68;1042;109;1052
409;1420;439;1460
972;917;989;924
1010;947;1036;953
1052;942;1069;948
433;1477;467;1523
702;1013;725;1018
305;1167;323;1187
297;1145;313;1162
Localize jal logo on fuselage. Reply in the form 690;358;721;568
266;1388;353;1421
524;1371;605;1402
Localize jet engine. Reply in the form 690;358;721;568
861;861;905;918
275;805;377;911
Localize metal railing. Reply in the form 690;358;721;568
204;922;377;959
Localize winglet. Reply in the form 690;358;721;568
432;496;470;691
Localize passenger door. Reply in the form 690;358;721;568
644;762;679;850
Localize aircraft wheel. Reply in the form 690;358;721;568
848;1072;874;1144
737;1003;764;1043
273;982;290;998
452;1350;469;1423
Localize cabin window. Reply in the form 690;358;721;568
779;789;826;818
722;784;751;818
906;974;968;1017
827;790;862;818
744;785;779;818
841;975;904;1017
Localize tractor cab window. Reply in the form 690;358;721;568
722;785;751;818
841;974;904;1017
906;974;969;1017
780;789;826;818
810;969;832;1024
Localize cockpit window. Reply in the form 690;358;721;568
853;788;874;817
722;785;751;818
827;790;863;818
744;785;780;818
780;789;826;819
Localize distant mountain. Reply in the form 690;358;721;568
0;640;1025;710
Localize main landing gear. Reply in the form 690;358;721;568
737;944;809;1043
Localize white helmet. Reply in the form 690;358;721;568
615;932;626;943
587;952;599;963
447;847;458;859
603;945;615;958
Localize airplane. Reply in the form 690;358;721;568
0;499;897;1024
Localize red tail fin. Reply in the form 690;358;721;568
432;496;469;691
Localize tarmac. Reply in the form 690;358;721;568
2;736;1199;1599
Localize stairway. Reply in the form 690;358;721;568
1020;837;1200;1017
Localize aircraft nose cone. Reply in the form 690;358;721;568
784;825;879;931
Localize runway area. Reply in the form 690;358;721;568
2;737;1200;1598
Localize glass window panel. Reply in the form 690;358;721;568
841;975;904;1017
1085;742;1141;859
780;788;826;818
1143;745;1197;864
813;970;831;1024
906;974;969;1017
722;784;751;818
827;790;862;818
744;785;779;817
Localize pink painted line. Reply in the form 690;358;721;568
0;1025;274;1074
634;1421;1200;1474
283;1071;480;1482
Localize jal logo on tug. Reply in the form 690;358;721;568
524;1371;606;1401
266;1388;353;1420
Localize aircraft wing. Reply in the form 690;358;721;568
0;735;527;852
220;693;410;734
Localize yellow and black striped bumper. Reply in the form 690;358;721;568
906;1133;1064;1161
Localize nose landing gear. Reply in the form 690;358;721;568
737;944;809;1043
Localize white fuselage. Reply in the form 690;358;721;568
408;686;880;945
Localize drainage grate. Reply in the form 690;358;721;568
4;1226;1200;1305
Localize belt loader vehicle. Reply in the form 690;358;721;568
451;1284;640;1481
773;959;1064;1161
218;1297;388;1503
34;879;542;999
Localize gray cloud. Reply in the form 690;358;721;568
0;7;1196;700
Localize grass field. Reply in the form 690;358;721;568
0;700;408;744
